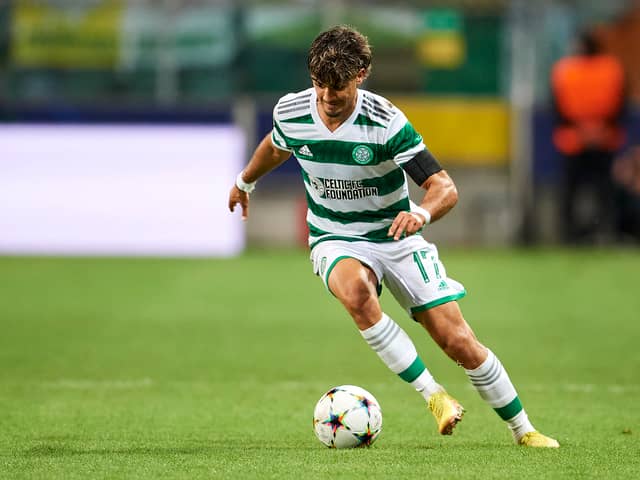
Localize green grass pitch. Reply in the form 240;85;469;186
1;248;638;479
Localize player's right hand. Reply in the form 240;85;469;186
228;185;250;220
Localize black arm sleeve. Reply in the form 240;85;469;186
402;149;443;186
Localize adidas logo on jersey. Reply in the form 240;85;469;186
298;145;313;158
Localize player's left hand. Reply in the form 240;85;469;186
388;211;426;240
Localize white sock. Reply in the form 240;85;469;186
411;369;442;401
465;349;535;441
506;410;535;442
360;313;441;399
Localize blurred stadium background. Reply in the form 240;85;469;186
1;0;639;255
2;3;640;478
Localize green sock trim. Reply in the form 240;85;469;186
494;396;523;420
398;356;425;383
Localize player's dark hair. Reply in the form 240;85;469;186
578;30;601;56
307;25;372;89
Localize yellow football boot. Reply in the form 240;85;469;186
427;391;465;435
518;431;560;448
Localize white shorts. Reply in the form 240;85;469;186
310;236;466;318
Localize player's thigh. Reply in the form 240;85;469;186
382;238;466;317
310;240;383;297
327;257;379;302
310;241;384;327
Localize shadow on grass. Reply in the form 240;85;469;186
24;438;509;457
24;440;323;457
25;444;215;457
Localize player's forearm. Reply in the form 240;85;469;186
240;134;290;184
417;170;458;223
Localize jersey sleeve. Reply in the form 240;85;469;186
270;98;295;153
385;109;427;166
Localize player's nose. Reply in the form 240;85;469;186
322;87;339;101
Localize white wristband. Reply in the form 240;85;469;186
236;172;256;193
410;205;431;225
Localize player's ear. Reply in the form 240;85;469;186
356;68;367;85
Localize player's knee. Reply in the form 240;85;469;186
337;278;378;318
442;327;479;364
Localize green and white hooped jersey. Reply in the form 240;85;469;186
271;87;426;248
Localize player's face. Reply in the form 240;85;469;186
313;69;366;120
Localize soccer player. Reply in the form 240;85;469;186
228;25;559;447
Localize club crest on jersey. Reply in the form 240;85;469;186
352;145;373;164
309;175;326;197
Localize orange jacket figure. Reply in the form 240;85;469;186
551;35;626;156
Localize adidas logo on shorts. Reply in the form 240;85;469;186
437;280;448;291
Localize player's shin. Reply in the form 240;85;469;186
360;313;441;399
464;349;535;441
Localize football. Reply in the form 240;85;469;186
312;385;382;448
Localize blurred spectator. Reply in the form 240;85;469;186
551;30;626;244
612;145;640;242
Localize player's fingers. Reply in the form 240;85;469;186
390;212;423;240
404;214;422;235
388;211;410;237
387;215;402;238
393;215;412;240
228;186;241;212
241;198;249;220
229;186;251;219
404;223;418;235
393;222;406;240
